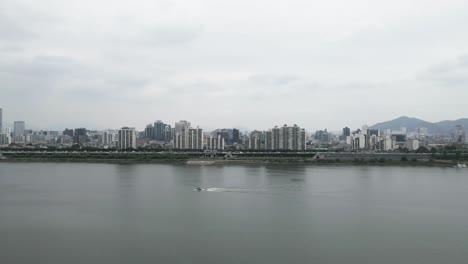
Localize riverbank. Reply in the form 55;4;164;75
185;158;457;167
0;155;460;167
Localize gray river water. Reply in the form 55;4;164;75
1;162;467;263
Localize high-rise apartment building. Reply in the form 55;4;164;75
73;128;88;145
0;133;11;145
174;126;203;150
232;129;240;144
145;124;154;139
248;137;261;150
97;131;116;147
264;130;272;150
272;126;280;150
164;125;173;142
207;134;225;150
315;129;331;144
248;131;263;150
264;124;305;150
117;127;137;149
343;127;350;137
63;129;74;137
14;121;25;137
175;120;191;135
154;120;166;141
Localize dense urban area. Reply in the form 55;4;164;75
1;107;467;164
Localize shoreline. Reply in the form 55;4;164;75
0;157;459;167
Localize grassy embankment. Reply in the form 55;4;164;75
0;152;463;167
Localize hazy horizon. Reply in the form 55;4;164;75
1;110;467;133
2;0;468;131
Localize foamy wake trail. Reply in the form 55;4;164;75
206;187;298;193
206;188;262;193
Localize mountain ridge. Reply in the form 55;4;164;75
370;116;468;134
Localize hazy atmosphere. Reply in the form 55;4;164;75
1;0;468;130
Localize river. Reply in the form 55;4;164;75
1;162;467;263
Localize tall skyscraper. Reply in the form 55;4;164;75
14;121;25;137
154;120;166;141
232;128;240;144
343;127;350;137
117;127;137;149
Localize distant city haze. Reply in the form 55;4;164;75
1;0;468;131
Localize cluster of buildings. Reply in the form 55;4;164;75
244;125;307;151
345;126;420;151
0;107;466;151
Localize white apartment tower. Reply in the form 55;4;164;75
0;127;11;145
265;124;305;151
117;127;137;149
175;126;203;150
207;134;225;150
175;120;191;135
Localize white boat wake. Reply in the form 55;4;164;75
205;185;303;193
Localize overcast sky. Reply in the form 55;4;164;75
1;0;468;131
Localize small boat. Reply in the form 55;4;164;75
454;164;467;168
195;187;202;191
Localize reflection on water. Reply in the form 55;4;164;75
114;164;139;214
115;164;138;188
264;164;307;177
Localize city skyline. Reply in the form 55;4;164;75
2;0;468;131
1;106;467;134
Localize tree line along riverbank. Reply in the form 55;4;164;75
0;151;466;167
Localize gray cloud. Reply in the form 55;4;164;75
248;74;301;86
0;45;24;53
417;55;468;87
141;26;203;46
0;16;37;42
0;55;78;77
1;0;468;131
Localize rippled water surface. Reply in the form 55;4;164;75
1;162;468;263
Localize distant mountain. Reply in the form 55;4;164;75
436;118;468;134
370;116;468;135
